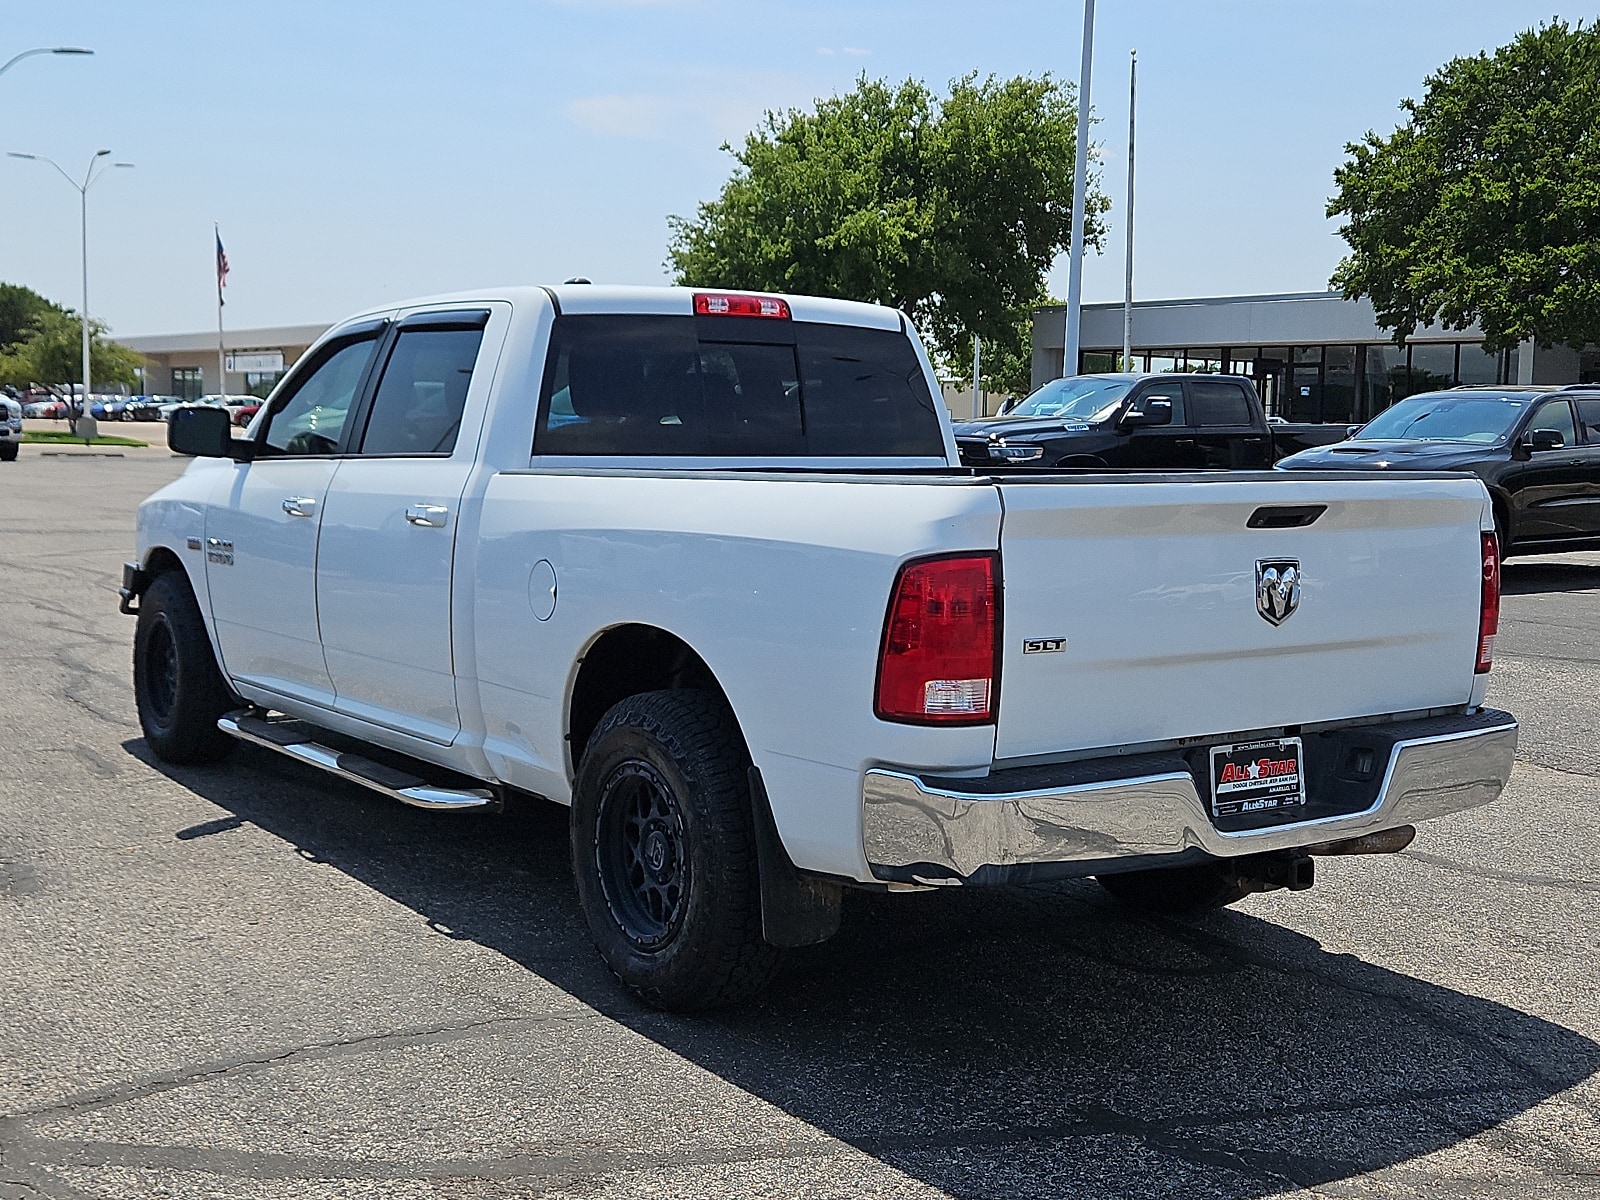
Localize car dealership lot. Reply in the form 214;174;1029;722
1;452;1597;1200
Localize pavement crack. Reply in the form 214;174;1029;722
3;1009;597;1126
1401;848;1600;895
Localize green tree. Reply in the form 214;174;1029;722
0;307;144;390
668;73;1108;383
0;283;63;353
1329;20;1600;353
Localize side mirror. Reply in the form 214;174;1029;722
1121;398;1173;428
1346;425;1361;439
168;404;245;459
1524;428;1565;453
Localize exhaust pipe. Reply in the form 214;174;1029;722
1304;826;1416;857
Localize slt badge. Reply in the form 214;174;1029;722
1256;559;1300;626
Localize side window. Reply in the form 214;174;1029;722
1130;385;1185;426
357;326;484;456
1575;398;1600;444
1528;399;1577;446
1189;380;1254;427
259;336;379;456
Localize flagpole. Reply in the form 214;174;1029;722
215;222;226;396
1122;49;1136;371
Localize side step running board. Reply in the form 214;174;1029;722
217;711;499;812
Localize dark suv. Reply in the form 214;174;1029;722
953;373;1344;470
1277;386;1600;557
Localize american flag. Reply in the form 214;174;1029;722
215;229;229;307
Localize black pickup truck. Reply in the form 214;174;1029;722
953;373;1347;470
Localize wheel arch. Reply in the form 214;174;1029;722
142;544;187;579
135;544;233;698
1055;453;1108;469
567;623;737;774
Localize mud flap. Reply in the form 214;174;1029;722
748;766;842;948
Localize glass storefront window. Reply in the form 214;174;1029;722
172;367;203;401
1457;344;1502;387
1579;350;1600;385
1409;343;1457;394
1293;345;1323;364
1365;344;1401;413
1081;352;1118;374
246;371;285;399
1147;353;1180;373
1323;345;1357;424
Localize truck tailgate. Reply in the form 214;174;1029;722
994;473;1490;761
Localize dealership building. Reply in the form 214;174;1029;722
1033;290;1600;422
119;324;328;400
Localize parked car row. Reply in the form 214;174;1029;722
16;393;263;423
961;373;1600;559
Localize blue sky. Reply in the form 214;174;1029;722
0;0;1581;337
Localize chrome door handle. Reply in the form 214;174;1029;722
282;496;317;517
405;504;450;528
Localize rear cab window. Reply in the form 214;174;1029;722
1189;380;1256;428
534;314;945;459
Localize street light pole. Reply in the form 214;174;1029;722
7;149;134;441
0;46;93;80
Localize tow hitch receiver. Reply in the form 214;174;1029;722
1243;852;1315;893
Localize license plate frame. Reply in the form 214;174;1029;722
1209;737;1306;818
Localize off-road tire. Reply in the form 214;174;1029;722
1096;861;1256;915
0;441;17;462
571;689;779;1011
133;570;235;764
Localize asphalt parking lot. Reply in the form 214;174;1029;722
1;448;1597;1200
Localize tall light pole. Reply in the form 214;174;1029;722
1062;0;1095;379
0;46;93;80
7;149;134;441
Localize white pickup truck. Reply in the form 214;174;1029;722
123;285;1517;1010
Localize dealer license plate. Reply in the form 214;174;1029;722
1209;737;1305;818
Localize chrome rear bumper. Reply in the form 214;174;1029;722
863;709;1517;884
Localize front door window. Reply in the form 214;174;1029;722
259;337;379;456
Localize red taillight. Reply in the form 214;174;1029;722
693;292;791;319
1477;532;1500;674
875;554;999;725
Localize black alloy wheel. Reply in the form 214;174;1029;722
595;760;691;950
142;613;181;728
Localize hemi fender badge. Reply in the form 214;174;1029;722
1022;637;1067;654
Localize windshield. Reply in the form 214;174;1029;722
1004;376;1133;421
1354;394;1528;443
